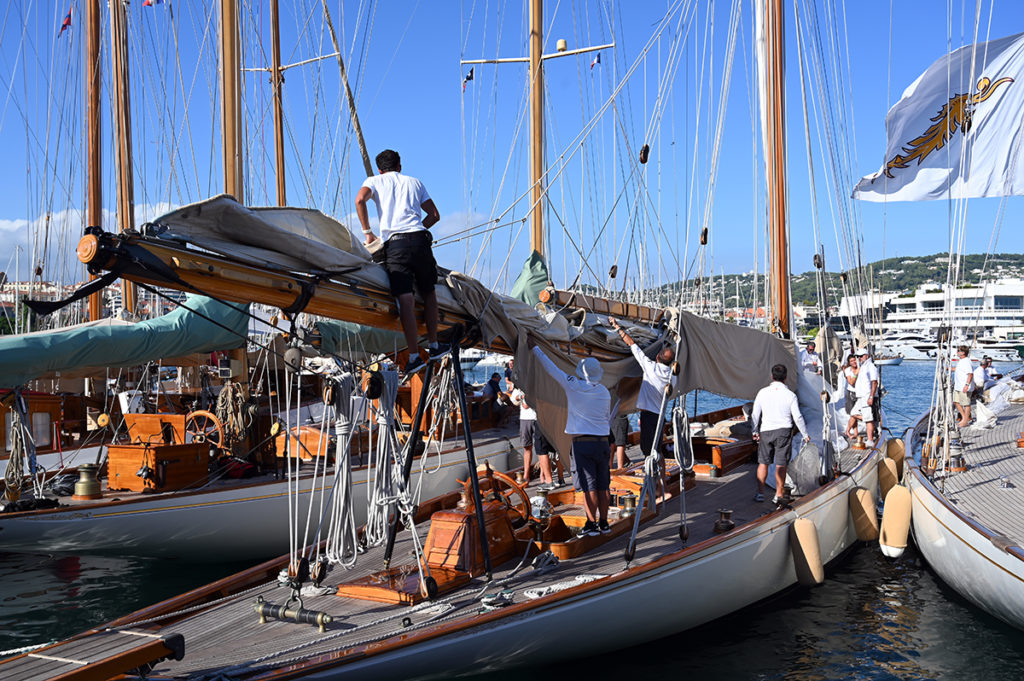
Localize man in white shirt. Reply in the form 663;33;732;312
846;349;879;445
510;387;553;488
973;356;998;396
751;364;810;505
952;345;975;428
355;149;447;375
609;319;675;458
532;344;613;536
799;341;822;374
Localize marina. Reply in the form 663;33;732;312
2;0;1024;679
3;363;1024;679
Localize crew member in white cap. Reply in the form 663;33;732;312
531;343;613;537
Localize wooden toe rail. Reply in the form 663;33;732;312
0;629;183;681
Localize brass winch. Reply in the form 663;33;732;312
713;508;735;534
619;492;637;518
72;464;102;500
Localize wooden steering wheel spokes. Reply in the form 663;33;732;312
185;410;225;452
463;469;533;523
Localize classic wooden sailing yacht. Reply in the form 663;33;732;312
0;0;898;678
0;0;519;561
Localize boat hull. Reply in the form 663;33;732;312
0;437;513;562
906;459;1024;630
252;448;882;680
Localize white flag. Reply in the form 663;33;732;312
853;32;1024;202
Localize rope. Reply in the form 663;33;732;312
323;373;361;568
215;380;249;452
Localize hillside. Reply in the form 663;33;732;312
632;252;1024;309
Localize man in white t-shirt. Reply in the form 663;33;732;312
355;149;447;375
510;387;553;488
846;348;879;445
799;341;822;374
952;345;975;428
973;356;998;397
609;319;675;459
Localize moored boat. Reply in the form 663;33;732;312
905;399;1024;630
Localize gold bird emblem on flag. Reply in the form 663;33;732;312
878;76;1014;180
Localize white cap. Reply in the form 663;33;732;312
575;357;603;384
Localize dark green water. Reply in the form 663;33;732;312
2;361;1023;679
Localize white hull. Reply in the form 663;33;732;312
0;437;513;562
874;356;903;366
281;448;882;680
906;459;1024;630
0;444;104;478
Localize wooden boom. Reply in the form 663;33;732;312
76;230;640;362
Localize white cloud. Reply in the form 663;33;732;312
0;203;178;282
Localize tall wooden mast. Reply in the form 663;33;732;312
85;0;102;321
762;0;791;337
461;2;610;263
529;0;545;258
220;0;244;201
109;0;135;314
269;0;286;205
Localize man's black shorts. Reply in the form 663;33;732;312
571;439;611;492
384;231;437;296
610;414;629;447
757;427;794;467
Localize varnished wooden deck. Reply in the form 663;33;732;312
937;403;1024;546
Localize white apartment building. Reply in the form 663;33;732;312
839;279;1024;339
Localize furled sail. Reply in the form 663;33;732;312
0;295;249;388
78;195;797;456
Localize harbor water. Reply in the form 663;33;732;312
3;360;1024;679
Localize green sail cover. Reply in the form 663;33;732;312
0;295;249;388
509;250;549;306
315;320;403;357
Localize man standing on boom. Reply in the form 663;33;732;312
356;149;448;374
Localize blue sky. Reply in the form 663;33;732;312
1;0;1023;294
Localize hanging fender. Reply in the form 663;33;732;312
885;438;906;479
789;517;825;586
878;458;899;500
848;486;879;541
879;485;912;559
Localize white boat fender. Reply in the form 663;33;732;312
885;438;906;479
879;485;912;559
848;486;879;541
878;458;899;500
789;518;825;586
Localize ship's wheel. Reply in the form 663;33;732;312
462;469;533;523
185;410;225;453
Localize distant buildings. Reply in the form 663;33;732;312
839;278;1024;339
